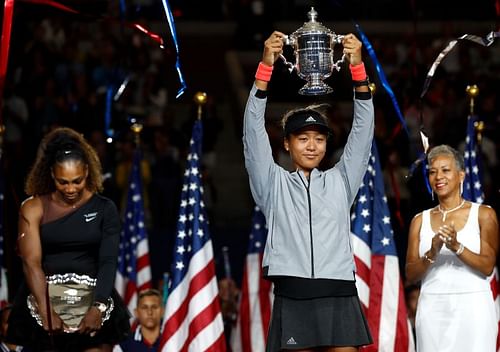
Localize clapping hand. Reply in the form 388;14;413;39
438;221;461;252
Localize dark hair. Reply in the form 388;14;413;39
427;144;464;171
25;127;104;195
137;288;162;303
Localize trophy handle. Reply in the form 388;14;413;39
279;35;296;73
279;54;295;73
332;34;345;44
331;34;346;72
332;54;346;72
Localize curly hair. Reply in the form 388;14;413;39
25;127;104;196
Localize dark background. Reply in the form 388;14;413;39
1;0;500;296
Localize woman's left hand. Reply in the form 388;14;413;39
438;222;461;253
77;306;103;336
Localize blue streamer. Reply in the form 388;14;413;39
406;151;432;197
119;0;126;19
354;23;409;136
161;0;187;98
105;85;114;138
421;155;432;196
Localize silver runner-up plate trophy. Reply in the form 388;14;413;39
280;7;345;95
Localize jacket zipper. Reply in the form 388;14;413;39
299;172;315;278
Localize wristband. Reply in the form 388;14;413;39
353;78;370;87
423;253;435;264
255;62;273;82
350;62;367;81
455;243;465;256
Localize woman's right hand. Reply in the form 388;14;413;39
262;31;285;66
428;232;445;260
40;308;67;333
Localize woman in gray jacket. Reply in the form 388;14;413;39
243;31;374;352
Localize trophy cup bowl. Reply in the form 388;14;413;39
281;7;345;95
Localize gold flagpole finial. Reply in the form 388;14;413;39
194;92;208;120
130;121;143;146
465;84;479;115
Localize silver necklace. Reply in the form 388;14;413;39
438;199;465;222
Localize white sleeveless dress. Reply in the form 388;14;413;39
416;202;497;351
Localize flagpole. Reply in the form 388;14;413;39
130;121;143;147
194;91;207;120
465;84;479;116
465;84;484;144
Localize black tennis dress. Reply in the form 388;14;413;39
7;194;130;351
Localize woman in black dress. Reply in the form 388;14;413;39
7;127;130;351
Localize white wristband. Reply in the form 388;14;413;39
455;243;465;256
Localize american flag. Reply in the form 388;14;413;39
461;114;500;351
230;206;273;352
115;149;153;314
0;157;7;308
463;114;484;203
160;119;226;352
350;142;415;352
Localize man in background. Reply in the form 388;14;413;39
114;289;164;351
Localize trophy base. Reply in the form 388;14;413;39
298;82;333;96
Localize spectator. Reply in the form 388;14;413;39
113;289;164;351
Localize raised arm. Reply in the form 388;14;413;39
17;197;66;332
335;34;374;204
243;31;285;208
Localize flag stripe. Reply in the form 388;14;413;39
380;256;399;351
164;239;214;320
163;260;216;338
180;296;223;352
161;119;226;352
351;142;415;352
204;330;228;352
231;207;272;352
258;262;272;341
462;114;499;351
115;149;152;318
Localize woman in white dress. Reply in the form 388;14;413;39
405;144;499;352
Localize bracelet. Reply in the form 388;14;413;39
350;62;367;81
455;243;465;256
353;78;370;87
255;62;273;82
423;253;435;264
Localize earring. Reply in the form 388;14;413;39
431;191;434;201
460;181;463;195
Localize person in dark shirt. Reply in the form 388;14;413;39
6;127;130;351
114;289;163;352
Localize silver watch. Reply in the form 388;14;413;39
93;301;107;313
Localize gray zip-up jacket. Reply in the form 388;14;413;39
243;84;374;280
